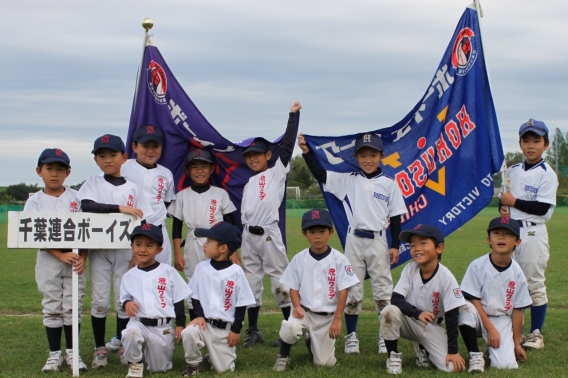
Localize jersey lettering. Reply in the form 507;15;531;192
258;175;266;200
432;291;440;317
327;268;336;299
373;192;390;202
156;177;165;201
158;277;167;308
209;199;218;225
524;185;538;194
504;280;516;312
69;202;78;212
224;280;235;311
127;194;134;207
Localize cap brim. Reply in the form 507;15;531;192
185;157;214;165
399;229;439;243
242;146;268;155
355;144;383;153
129;230;163;244
39;157;70;168
135;135;164;144
302;220;333;230
92;146;124;154
487;225;520;237
520;129;546;137
194;228;219;240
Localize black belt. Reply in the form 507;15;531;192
205;318;231;330
353;228;382;239
248;226;264;236
301;305;334;316
139;317;171;327
519;221;537;227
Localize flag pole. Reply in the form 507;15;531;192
133;18;154;114
72;248;79;376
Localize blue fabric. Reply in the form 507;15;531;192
345;314;359;335
530;303;547;333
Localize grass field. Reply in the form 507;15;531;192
1;208;567;377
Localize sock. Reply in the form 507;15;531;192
459;325;479;352
281;306;291;321
247;306;260;331
279;340;293;356
91;316;106;348
114;315;120;339
45;326;62;352
530;304;547;333
344;314;359;335
63;324;80;350
189;309;197;321
384;339;398;355
117;317;130;339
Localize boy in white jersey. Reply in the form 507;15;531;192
274;209;359;371
300;132;407;354
25;148;88;372
78;134;153;368
458;217;531;372
499;119;558;349
380;224;466;374
120;224;191;378
240;101;301;346
181;222;255;376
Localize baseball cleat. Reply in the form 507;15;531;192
386;351;403;374
119;347;128;365
272;338;282;347
243;326;264;347
64;349;87;372
91;346;108;369
412;342;431;368
42;350;64;372
523;329;544;350
126;362;144;378
344;332;360;354
106;336;122;351
468;352;484;373
378;337;388;354
273;354;291;372
182;363;201;376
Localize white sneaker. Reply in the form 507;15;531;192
42;351;64;372
119;347;128;365
386;351;402;374
523;329;544;350
127;362;144;378
64;349;87;371
106;336;122;351
91;346;108;368
344;332;360;354
273;354;291;372
468;352;484;373
412;341;430;368
378;338;387;354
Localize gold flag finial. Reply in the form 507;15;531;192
142;18;154;32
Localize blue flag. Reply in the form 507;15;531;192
303;6;503;268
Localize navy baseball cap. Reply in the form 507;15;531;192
400;224;444;244
519;118;548;137
195;222;242;252
133;125;164;144
242;138;270;155
92;134;126;154
487;216;520;237
355;133;383;153
130;223;164;246
38;148;71;168
185;149;214;165
302;208;333;230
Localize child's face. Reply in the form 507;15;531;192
355;147;383;174
409;235;443;266
36;163;70;194
94;148;127;177
520;133;548;165
131;234;163;268
132;140;163;167
487;228;520;256
203;238;229;261
185;161;214;186
302;226;334;253
244;151;272;173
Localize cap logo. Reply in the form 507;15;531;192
195;149;201;156
251;141;255;146
413;224;422;230
142;223;152;231
54;149;62;157
500;216;510;224
311;210;320;219
101;135;109;143
527;119;534;127
146;126;154;134
363;134;371;143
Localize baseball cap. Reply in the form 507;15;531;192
242;138;270;155
133;125;164;144
129;223;164;246
194;222;242;252
301;208;333;230
185;149;214;165
38;148;71;168
355;133;383;153
400;224;444;244
487;216;520;237
519;118;548;137
92;134;126;154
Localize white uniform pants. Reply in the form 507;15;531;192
121;318;175;372
35;250;86;328
513;223;549;306
155;224;172;266
241;223;291;308
458;302;518;369
183;235;207;282
379;305;454;372
182;323;236;373
89;249;132;318
279;311;336;367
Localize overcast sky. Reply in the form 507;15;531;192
2;0;567;186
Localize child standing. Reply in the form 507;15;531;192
181;222;255;376
499;119;558;349
299;132;407;353
25;148;88;372
78;134;153;368
458;217;532;372
120;224;191;378
379;224;466;374
273;209;359;371
240;102;301;346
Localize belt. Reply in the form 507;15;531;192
301;305;334;316
247;225;265;236
138;317;172;327
519;221;537;228
349;227;382;239
205;318;232;330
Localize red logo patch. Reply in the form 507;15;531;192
312;210;320;219
54;149;62;157
195;149;201;156
142;223;151;231
101;135;109;143
413;224;422;230
501;216;509;224
146;126;154;134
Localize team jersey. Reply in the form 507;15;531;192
241;159;289;226
189;261;255;323
394;262;465;322
120;263;191;319
323;171;407;230
280;248;360;313
121;159;175;225
460;254;532;317
168;186;236;230
24;187;80;213
505;160;558;223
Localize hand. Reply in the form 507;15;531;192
228;331;240;347
298;133;309;154
486;326;500;348
125;301;140;317
499;206;510;216
389;248;399;265
119;206;144;219
418;311;435;325
328;318;342;339
292;306;305;319
290;101;302;113
174;254;185;271
229;252;241;266
176;326;184;342
515;343;527;362
446;353;465;371
129;256;139;270
73;255;86;275
188;317;207;331
500;191;516;207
